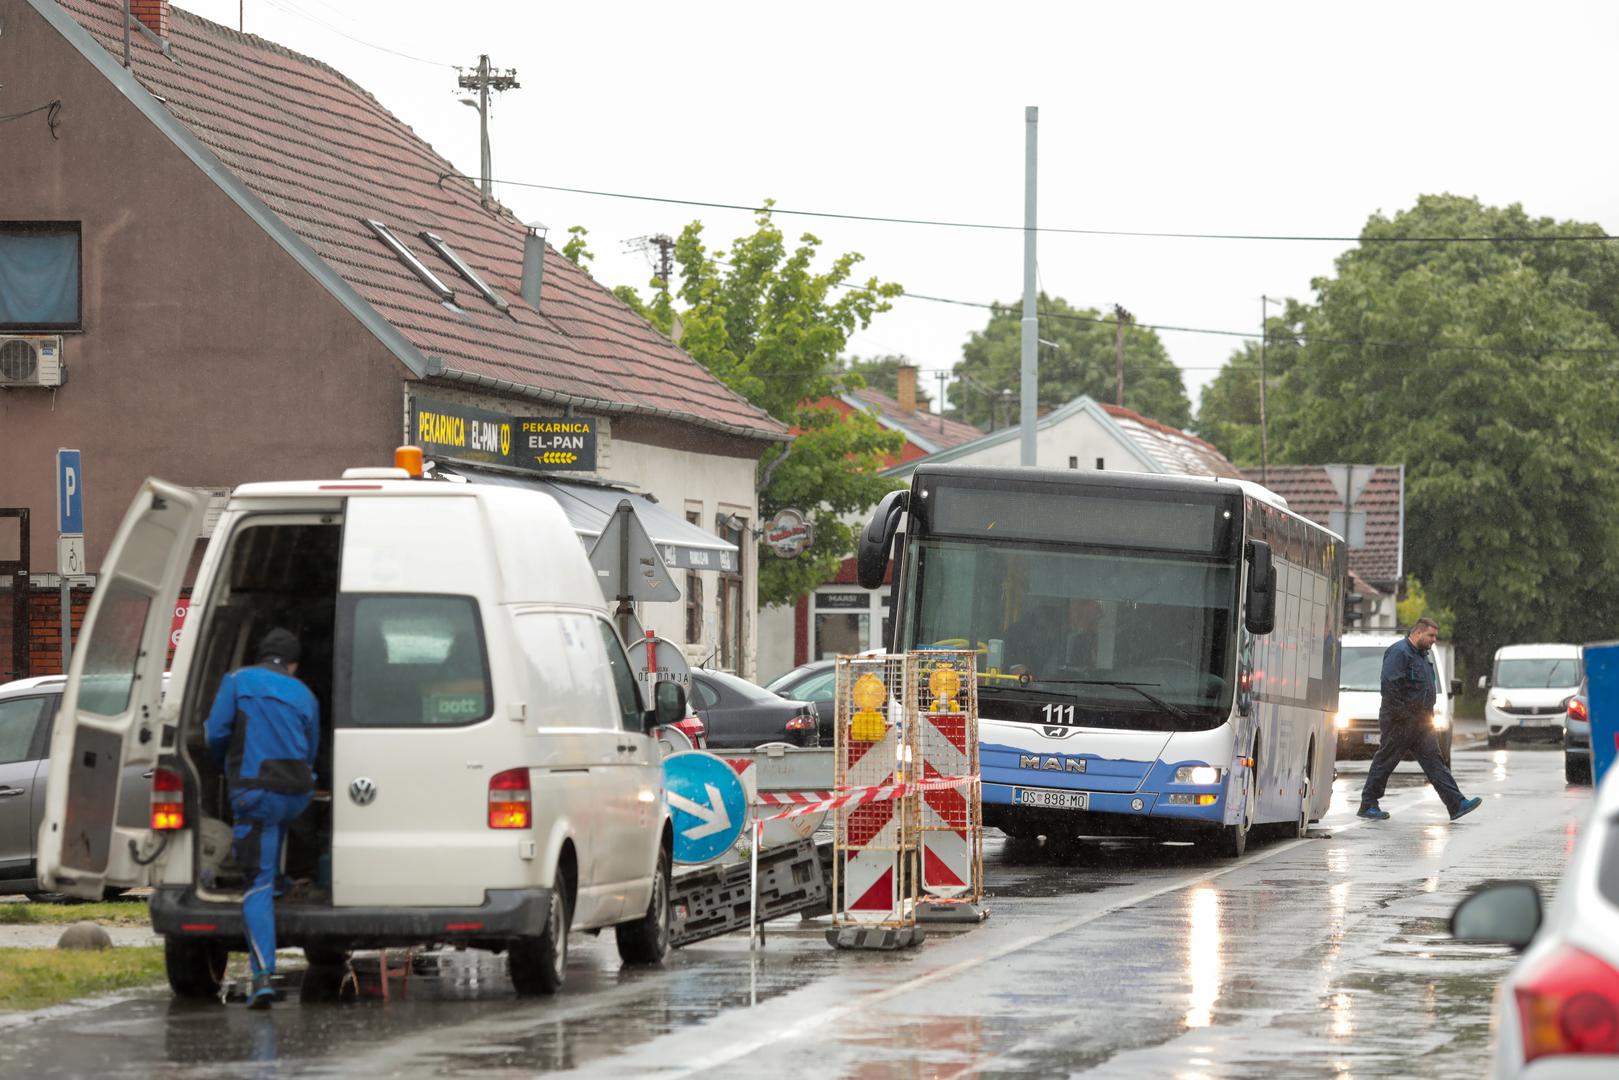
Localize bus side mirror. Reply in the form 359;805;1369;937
857;489;909;590
1244;539;1276;635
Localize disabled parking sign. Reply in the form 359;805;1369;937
662;751;747;865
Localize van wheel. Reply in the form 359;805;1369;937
509;889;569;996
304;945;349;966
165;938;229;999
1566;756;1591;785
1487;732;1507;750
616;845;672;966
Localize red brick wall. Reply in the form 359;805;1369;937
130;0;167;36
27;587;91;677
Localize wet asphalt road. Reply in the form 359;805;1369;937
0;743;1590;1079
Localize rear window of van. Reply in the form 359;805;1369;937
339;595;492;727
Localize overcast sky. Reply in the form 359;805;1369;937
183;0;1619;417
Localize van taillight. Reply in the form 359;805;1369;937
489;768;531;829
151;767;184;831
1515;944;1619;1062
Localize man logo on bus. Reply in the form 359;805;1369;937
1020;754;1088;774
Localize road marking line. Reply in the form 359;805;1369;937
659;830;1329;1078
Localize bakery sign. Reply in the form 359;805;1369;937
764;508;814;559
411;397;598;472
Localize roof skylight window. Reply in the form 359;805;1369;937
421;231;509;312
363;219;454;302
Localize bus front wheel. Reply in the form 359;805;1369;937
1216;768;1255;858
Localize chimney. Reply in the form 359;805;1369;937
130;0;168;37
520;223;547;310
896;363;918;414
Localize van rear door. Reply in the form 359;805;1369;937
37;480;205;897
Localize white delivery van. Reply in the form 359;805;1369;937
37;464;685;998
1479;643;1583;749
1335;632;1460;765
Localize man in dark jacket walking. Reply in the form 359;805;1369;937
1358;617;1481;822
206;628;320;1008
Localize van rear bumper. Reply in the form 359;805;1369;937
150;885;554;949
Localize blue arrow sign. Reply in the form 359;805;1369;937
56;448;84;535
662;750;747;865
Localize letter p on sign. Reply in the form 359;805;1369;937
56;448;84;535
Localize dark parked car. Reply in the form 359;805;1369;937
0;675;153;899
687;669;819;749
764;660;836;743
1566;682;1591;784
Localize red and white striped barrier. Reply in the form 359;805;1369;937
759;776;976;822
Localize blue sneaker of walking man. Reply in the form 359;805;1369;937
1357;618;1479;826
206;628;320;1009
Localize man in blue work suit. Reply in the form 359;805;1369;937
1358;617;1482;822
206;628;320;1009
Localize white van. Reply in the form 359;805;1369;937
1480;643;1583;749
37;468;685;998
1335;632;1460;765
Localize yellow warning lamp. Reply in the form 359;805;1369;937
395;445;425;478
928;663;961;712
850;672;888;741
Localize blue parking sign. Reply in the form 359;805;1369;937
56;449;84;535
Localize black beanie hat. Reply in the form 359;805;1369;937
256;627;302;665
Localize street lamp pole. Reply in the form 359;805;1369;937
1259;295;1279;484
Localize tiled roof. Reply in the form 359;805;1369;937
1099;403;1243;479
1239;465;1404;585
842;388;983;453
52;0;785;441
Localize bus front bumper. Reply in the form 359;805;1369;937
983;781;1227;824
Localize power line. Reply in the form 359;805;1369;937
261;0;455;67
465;174;1618;245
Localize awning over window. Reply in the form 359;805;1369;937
439;468;739;573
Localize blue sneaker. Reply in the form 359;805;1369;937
246;974;275;1010
1450;797;1482;821
1357;805;1390;820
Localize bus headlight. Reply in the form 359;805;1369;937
1173;765;1221;785
1334;711;1350;730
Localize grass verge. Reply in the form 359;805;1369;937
0;901;151;927
0;946;167;1012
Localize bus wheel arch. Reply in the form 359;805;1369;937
1216;736;1257;858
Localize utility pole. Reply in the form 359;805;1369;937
1019;106;1039;466
457;56;520;208
1112;304;1133;407
1259;295;1275;484
626;234;676;289
935;371;947;432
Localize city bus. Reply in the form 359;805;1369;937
858;464;1344;857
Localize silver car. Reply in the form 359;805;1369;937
0;675;153;898
1451;762;1619;1076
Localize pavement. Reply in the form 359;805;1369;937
0;740;1587;1079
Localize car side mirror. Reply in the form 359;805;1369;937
650;681;687;731
857;489;909;590
1244;539;1276;636
1450;882;1542;951
1449;678;1462;697
1477;675;1490;691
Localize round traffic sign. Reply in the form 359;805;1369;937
661;750;748;865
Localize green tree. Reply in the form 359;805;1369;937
1272;194;1619;670
1193;306;1305;467
844;354;932;410
616;207;906;606
953;296;1192;429
560;225;593;274
1396;576;1455;637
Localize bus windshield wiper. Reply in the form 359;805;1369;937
1038;679;1190;722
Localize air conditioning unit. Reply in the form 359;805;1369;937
0;336;64;388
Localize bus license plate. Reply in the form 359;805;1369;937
1015;788;1088;811
1363;733;1380;745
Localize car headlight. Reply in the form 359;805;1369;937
1490;695;1507;710
1432;713;1449;730
1334;711;1350;730
1173;765;1222;785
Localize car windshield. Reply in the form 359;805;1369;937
1340;647;1387;692
1495;657;1582;689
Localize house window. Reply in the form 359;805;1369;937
0;223;81;331
1096;457;1105;470
717;514;746;672
685;510;704;644
1068;456;1078;469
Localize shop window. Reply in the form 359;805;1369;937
815;590;870;660
0;223;81;331
685;510;704;644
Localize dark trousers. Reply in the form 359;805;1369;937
1360;714;1464;815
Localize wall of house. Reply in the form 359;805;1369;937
941;410;1157;473
0;0;406;573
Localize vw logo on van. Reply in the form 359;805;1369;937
349;777;378;806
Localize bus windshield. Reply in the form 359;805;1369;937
901;537;1237;730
